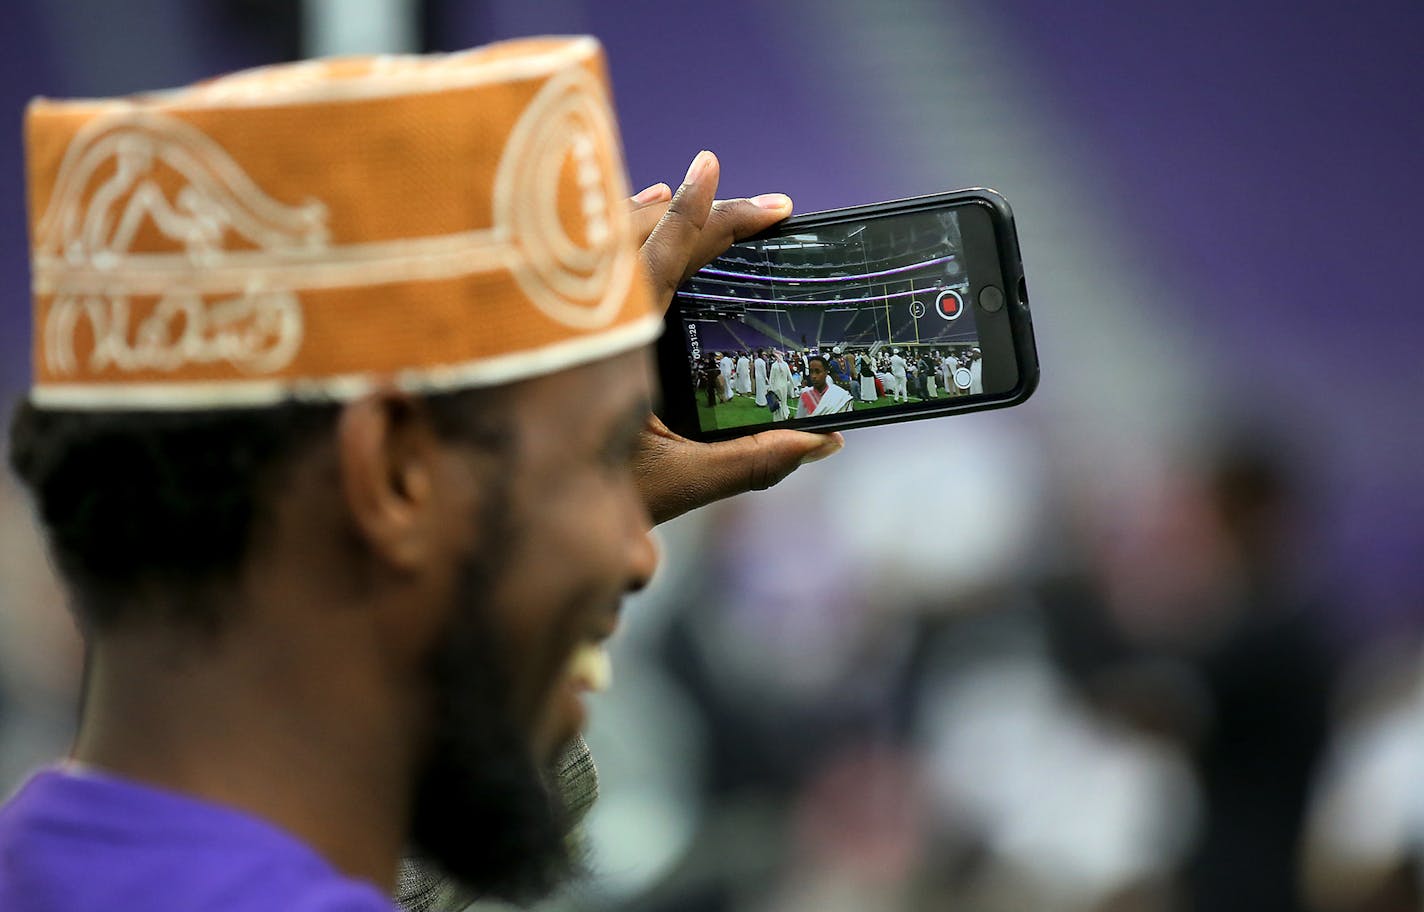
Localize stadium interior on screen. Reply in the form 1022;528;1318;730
677;209;986;432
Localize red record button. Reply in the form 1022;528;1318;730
935;288;964;321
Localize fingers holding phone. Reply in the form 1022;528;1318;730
637;151;794;307
633;414;844;526
624;155;840;524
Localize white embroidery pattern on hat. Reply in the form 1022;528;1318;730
34;113;323;377
493;62;636;331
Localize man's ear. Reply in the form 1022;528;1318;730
336;392;442;571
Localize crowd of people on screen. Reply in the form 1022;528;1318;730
693;344;983;421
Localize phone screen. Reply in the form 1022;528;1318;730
672;207;990;434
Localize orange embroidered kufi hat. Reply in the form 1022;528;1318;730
24;36;657;409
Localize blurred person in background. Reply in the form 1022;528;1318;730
1037;425;1341;912
622;425;1202;912
606;416;1346;912
1183;433;1340;912
0;38;844;912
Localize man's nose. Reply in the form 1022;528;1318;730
626;526;659;593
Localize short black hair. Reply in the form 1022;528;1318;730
7;390;499;634
807;355;830;371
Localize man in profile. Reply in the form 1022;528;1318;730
796;354;855;418
0;37;841;912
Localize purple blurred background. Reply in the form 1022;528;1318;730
2;3;1421;910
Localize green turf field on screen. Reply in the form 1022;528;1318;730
697;389;959;431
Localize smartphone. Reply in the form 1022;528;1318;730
655;188;1038;441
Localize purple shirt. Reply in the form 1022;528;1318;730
0;767;395;912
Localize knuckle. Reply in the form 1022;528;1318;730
745;436;776;491
665;185;711;230
706;201;762;252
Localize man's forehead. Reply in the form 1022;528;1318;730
507;348;651;437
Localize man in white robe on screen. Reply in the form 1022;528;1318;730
889;349;909;402
795;355;855;419
753;350;768;406
717;352;734;402
969;347;984;394
769;351;792;421
736;351;751;395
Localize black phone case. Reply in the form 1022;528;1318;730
655;188;1039;442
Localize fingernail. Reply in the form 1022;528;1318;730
684;150;714;185
631;182;669;205
751;193;792;210
798;434;844;466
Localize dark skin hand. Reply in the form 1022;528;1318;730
624;152;844;526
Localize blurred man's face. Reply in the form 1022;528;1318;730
409;349;657;901
808;360;828;391
484;349;656;758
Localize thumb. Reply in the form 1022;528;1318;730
636;420;846;525
700;429;845;498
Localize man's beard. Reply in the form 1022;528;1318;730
405;533;578;904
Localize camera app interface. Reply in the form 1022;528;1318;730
677;208;983;432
